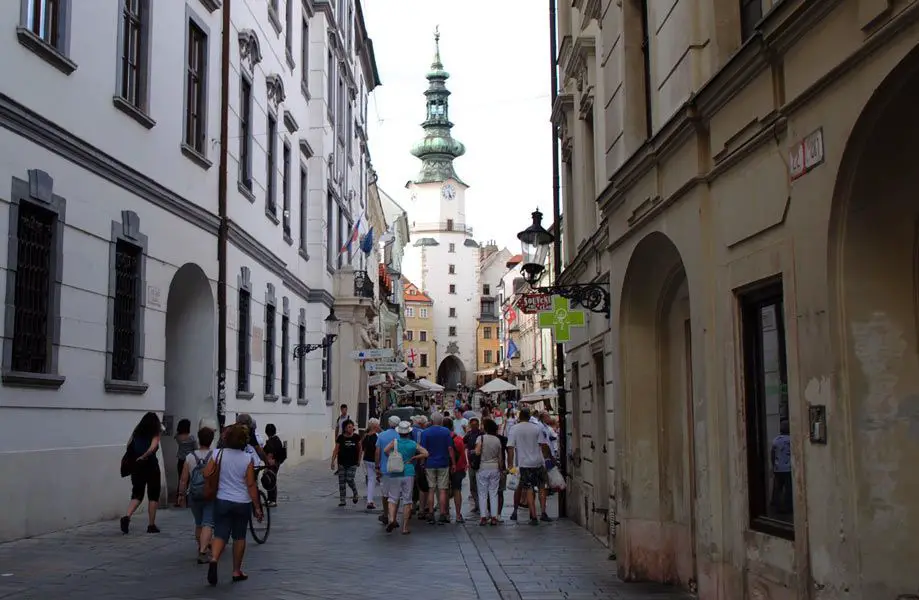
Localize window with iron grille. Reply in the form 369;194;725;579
298;322;306;400
265;303;276;395
11;202;56;374
239;75;253;188
111;240;141;381
282;142;292;238
119;0;148;110
266;113;277;214
281;312;290;397
237;288;251;390
184;20;208;153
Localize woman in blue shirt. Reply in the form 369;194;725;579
384;421;429;535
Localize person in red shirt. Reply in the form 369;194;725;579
444;417;468;523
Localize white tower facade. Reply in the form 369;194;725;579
401;30;478;389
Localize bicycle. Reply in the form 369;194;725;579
249;465;273;544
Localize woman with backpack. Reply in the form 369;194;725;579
178;426;216;563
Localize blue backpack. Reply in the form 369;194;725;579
188;451;213;501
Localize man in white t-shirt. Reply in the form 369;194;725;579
507;408;552;525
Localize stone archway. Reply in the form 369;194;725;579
828;47;919;599
437;355;466;391
163;263;216;501
617;231;696;591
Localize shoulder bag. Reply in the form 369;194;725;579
202;449;223;501
387;439;405;474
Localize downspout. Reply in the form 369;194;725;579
216;0;232;428
549;0;568;518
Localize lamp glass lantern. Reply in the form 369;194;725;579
324;308;340;339
517;209;554;285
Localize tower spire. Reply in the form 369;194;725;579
410;28;466;185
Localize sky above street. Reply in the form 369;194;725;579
362;0;553;251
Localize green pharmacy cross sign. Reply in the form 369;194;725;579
538;296;586;343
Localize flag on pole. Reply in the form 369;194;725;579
360;226;374;254
339;210;366;256
507;339;519;359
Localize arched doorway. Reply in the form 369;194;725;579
617;232;696;590
163;263;216;501
437;355;466;391
828;48;919;599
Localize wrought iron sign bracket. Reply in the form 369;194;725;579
532;283;610;318
293;334;338;359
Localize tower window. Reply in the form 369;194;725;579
448;264;455;275
449;284;456;294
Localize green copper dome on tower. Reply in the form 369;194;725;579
410;27;467;186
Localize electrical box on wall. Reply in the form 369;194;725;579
808;404;827;444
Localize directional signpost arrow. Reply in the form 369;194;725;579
365;362;406;373
350;348;395;360
537;296;586;343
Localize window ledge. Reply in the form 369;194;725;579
16;28;77;75
281;396;292;404
236;390;255;400
181;144;213;170
2;370;66;389
286;48;296;70
105;379;149;395
238;180;256;202
265;207;280;224
296;398;309;406
197;0;222;12
112;96;156;129
267;7;283;35
301;80;311;101
264;394;279;403
299;248;310;261
284;232;293;246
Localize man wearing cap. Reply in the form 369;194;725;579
221;413;274;467
375;415;402;526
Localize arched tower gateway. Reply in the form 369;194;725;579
402;28;478;391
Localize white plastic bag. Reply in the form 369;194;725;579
506;471;520;491
547;466;566;490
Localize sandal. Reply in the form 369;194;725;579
232;572;249;583
401;529;411;535
386;521;398;533
207;562;218;586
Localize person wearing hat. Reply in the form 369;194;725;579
383;421;428;534
374;415;403;526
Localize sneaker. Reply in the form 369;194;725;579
197;552;209;565
540;513;552;523
438;514;450;525
378;514;389;525
338;499;346;507
509;511;517;522
352;494;359;504
455;515;465;524
119;516;130;534
147;525;160;533
529;517;539;526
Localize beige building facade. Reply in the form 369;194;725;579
553;1;919;599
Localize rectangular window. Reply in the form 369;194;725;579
449;243;455;253
239;76;252;188
449;326;457;336
119;0;148;110
297;321;306;400
484;349;493;363
741;281;794;539
299;166;308;251
483;327;492;340
265;303;276;395
481;299;495;316
337;207;346;269
448;264;455;275
237;288;251;391
301;19;309;92
10;202;56;374
419;331;427;342
346;102;353;160
449;307;456;318
282;142;292;237
322;343;333;404
285;0;293;57
337;76;345;142
483;284;490;295
326;193;334;270
266;113;277;215
420;308;428;318
446;219;454;231
405;330;413;341
281;312;290;397
639;0;653;138
420;353;428;368
740;0;764;42
449;284;456;294
184;20;207;153
327;50;335;113
26;0;63;48
111;240;142;381
405;307;414;318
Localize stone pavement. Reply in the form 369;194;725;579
0;461;691;600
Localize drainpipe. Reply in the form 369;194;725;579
549;0;567;519
216;0;232;428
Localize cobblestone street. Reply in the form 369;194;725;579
0;462;690;600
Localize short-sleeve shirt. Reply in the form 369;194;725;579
184;448;214;475
420;425;453;469
361;433;377;461
508;421;547;468
463;429;483;463
376;429;399;475
451;434;467;472
392;439;418;478
336;433;361;467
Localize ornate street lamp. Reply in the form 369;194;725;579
292;308;340;358
517;209;610;318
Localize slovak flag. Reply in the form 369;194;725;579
339;210;366;256
360;226;374;254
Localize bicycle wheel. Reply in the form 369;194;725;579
249;490;270;544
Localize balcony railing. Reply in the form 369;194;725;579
410;221;474;236
354;270;374;299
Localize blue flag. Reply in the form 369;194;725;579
507;339;519;359
360;226;374;254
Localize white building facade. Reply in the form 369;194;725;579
402;32;479;390
0;0;379;542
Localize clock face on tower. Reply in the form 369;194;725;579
441;184;456;201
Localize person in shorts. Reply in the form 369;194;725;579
507;408;551;525
375;415;402;526
420;412;454;524
444;417;468;523
383;421;428;534
411;415;431;518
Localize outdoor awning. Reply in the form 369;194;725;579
521;388;558;402
478;378;517;394
414;378;444;392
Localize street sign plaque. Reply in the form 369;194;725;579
518;293;553;314
365;362;406;373
350;348;395;360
